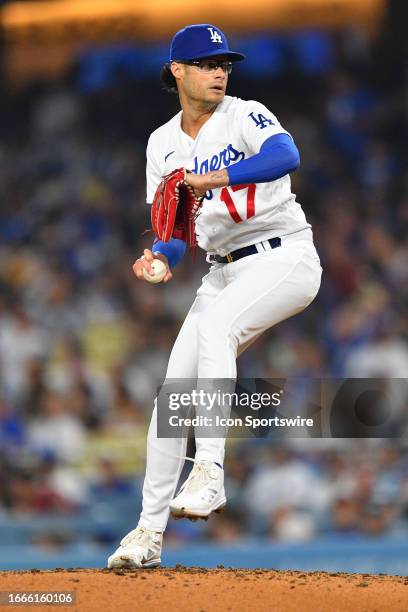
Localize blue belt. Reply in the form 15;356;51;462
208;237;282;264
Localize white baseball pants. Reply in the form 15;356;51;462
139;230;322;531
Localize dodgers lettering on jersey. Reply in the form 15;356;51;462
146;96;311;256
191;144;245;176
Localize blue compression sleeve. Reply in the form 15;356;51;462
227;133;300;186
152;237;186;268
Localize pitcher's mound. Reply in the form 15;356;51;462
1;566;408;611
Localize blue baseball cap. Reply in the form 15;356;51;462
169;24;245;62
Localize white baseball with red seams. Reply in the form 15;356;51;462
142;258;167;283
134;94;323;534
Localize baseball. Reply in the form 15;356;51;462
142;258;167;283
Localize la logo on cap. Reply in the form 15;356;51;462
207;27;222;44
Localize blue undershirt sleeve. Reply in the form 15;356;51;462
226;133;300;186
152;237;186;268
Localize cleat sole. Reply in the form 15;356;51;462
170;501;226;521
108;557;161;570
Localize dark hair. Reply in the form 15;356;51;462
160;64;178;95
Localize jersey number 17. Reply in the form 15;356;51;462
220;184;256;224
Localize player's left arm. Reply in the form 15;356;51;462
186;101;299;195
145;134;186;275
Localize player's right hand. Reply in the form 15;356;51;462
132;249;173;283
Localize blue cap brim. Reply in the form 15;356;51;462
173;48;245;62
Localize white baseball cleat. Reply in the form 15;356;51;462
107;525;162;569
170;460;227;521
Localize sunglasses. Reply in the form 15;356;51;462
177;59;233;74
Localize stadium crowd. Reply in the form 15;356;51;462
0;25;407;549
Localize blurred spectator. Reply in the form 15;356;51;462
27;391;86;463
0;304;49;400
268;506;316;542
205;511;244;543
243;448;325;520
326;72;379;161
345;331;408;378
331;497;361;534
360;504;395;537
0;401;25;448
90;456;133;497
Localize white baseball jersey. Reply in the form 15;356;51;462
146;95;311;256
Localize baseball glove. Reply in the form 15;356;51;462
151;168;203;249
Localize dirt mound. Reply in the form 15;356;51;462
1;567;408;611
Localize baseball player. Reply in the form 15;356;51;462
108;24;322;569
